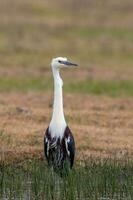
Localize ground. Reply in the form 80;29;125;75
0;92;133;163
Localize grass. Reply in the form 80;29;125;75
65;79;133;96
0;158;133;200
0;26;133;68
0;77;133;96
0;0;133;68
0;1;133;198
70;28;133;40
0;77;51;92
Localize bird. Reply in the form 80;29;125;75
44;57;78;172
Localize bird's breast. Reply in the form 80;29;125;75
49;122;66;139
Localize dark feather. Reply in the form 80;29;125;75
44;126;75;170
64;126;75;168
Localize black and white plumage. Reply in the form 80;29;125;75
44;126;75;169
44;57;78;170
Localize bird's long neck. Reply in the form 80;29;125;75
49;68;66;138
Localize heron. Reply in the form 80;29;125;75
44;57;78;172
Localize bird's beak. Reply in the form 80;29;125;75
61;60;78;67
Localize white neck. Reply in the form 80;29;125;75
49;67;66;138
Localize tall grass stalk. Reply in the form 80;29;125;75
0;158;133;200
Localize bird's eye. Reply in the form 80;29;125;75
58;60;61;63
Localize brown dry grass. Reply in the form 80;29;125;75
0;0;133;163
0;92;133;163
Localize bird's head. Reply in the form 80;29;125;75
51;57;78;70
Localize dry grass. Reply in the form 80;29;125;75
0;92;133;163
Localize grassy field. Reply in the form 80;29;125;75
0;93;133;164
0;158;133;200
0;0;133;199
0;0;133;162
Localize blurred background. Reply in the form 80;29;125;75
0;0;133;162
0;0;133;95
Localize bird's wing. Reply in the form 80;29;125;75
44;127;50;161
64;126;75;168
